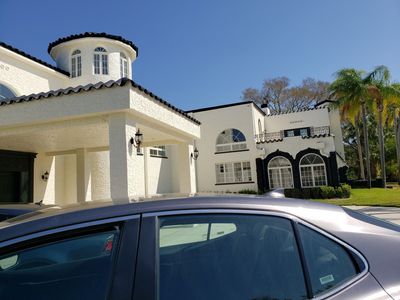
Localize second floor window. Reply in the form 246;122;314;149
216;128;247;153
94;47;108;75
71;49;81;78
120;53;128;78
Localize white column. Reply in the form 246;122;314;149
108;113;144;203
177;142;197;195
76;148;91;203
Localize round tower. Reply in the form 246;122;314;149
48;32;138;86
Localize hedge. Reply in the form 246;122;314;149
284;184;351;199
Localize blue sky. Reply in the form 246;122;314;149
1;0;400;110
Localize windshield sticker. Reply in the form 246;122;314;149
320;274;334;285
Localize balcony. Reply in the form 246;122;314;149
255;126;330;143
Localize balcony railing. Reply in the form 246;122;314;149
255;131;283;143
310;126;330;136
255;126;331;143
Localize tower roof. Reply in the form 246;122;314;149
48;32;139;56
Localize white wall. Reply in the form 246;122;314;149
265;107;330;133
259;135;337;159
146;146;174;195
0;48;67;97
329;107;346;162
193;103;259;193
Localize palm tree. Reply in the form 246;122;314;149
388;84;400;184
329;69;372;187
364;66;400;188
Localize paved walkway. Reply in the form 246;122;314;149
345;206;400;225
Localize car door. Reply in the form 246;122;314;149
133;209;391;300
0;215;140;300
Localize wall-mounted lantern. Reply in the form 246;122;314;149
130;129;143;148
41;171;49;182
191;147;199;160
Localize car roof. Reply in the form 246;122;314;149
0;196;347;242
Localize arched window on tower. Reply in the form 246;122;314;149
71;49;82;78
0;84;16;102
94;47;108;75
120;53;128;78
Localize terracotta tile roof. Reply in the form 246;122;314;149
48;32;139;55
0;78;200;125
0;41;69;76
301;133;332;139
256;138;283;144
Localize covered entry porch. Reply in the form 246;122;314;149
0;79;201;204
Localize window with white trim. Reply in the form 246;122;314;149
216;129;247;153
215;161;252;184
150;146;167;157
71;49;82;78
120;53;129;78
300;153;327;187
94;47;108;75
268;156;294;189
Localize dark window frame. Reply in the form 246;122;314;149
0;217;140;300
284;127;311;138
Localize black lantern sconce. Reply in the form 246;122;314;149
41;171;49;182
191;147;199;160
130;129;143;148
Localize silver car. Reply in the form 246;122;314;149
0;196;398;300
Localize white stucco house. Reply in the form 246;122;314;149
188;100;347;193
0;33;199;204
0;32;346;205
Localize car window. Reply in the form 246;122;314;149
159;222;237;247
158;214;307;300
298;224;362;296
0;229;119;300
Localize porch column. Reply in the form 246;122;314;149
76;148;91;203
108;113;144;203
177;142;197;195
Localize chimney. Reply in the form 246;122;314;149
261;100;271;115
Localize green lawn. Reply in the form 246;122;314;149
313;187;400;207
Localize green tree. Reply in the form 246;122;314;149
329;69;372;187
364;66;400;187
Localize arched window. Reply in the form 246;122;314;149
216;128;247;152
120;53;128;78
299;153;327;187
71;49;82;78
0;84;16;102
268;156;293;189
94;47;108;75
258;119;262;134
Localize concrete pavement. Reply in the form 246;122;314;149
345;206;400;225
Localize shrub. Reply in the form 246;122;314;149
335;186;344;198
302;188;312;199
320;186;335;199
238;189;258;195
341;184;351;198
310;187;321;199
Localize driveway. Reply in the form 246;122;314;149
345;206;400;225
